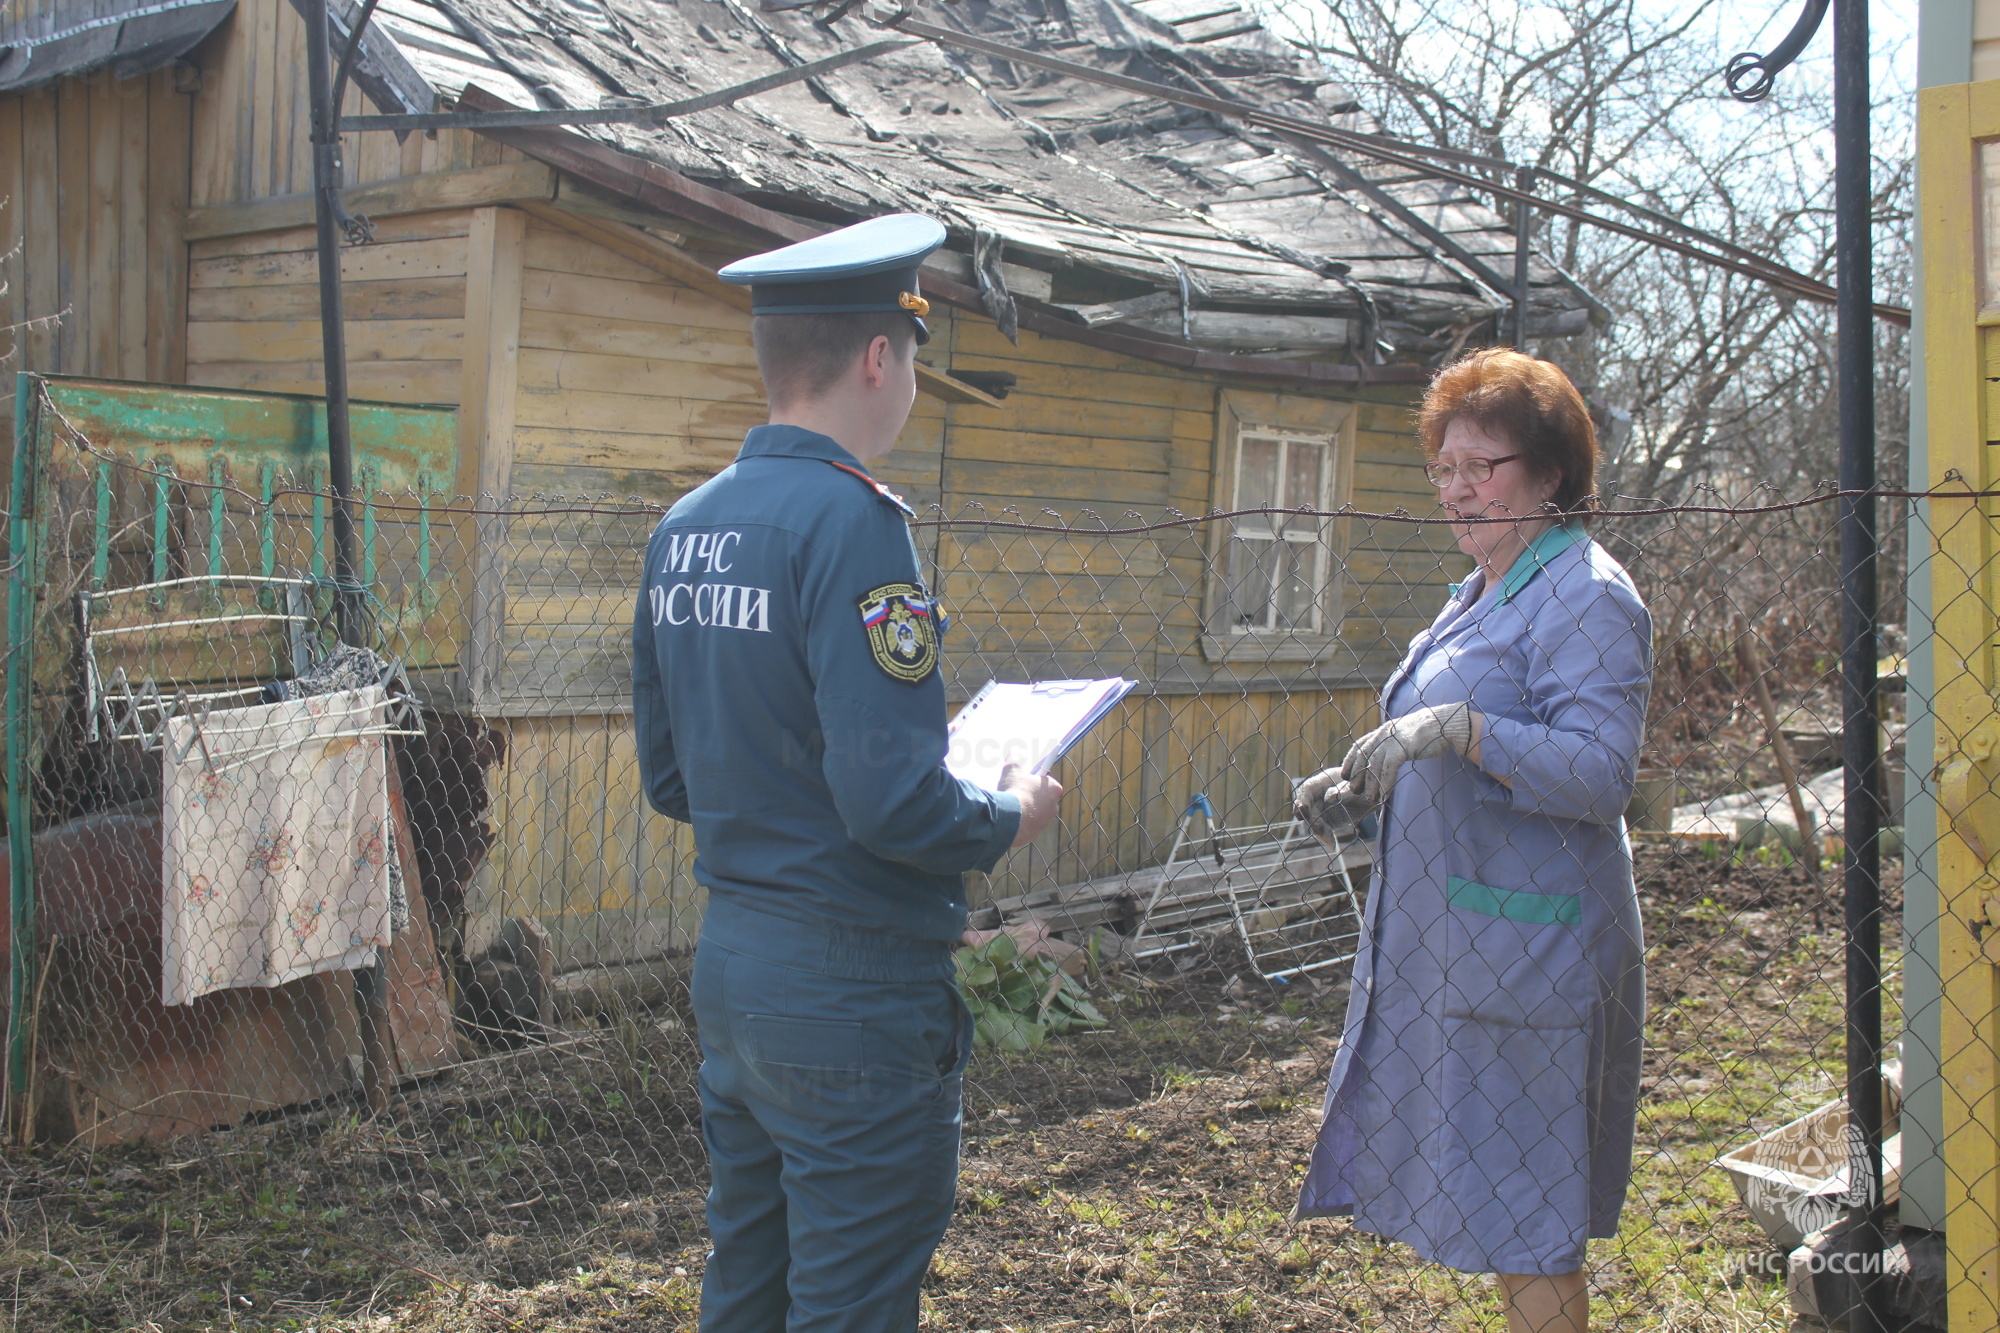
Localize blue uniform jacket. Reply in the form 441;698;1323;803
633;425;1021;974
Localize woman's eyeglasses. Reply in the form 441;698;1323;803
1423;454;1522;487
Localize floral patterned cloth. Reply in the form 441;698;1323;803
161;685;394;1007
263;644;411;932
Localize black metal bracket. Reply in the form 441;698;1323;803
1724;0;1830;102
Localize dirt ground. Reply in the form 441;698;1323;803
0;842;1889;1332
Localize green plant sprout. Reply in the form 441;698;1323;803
955;931;1107;1051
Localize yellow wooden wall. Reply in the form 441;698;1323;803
0;0;1453;968
438;220;1449;960
0;0;534;454
475;686;1384;965
165;196;1449;964
184;209;472;403
1917;75;2000;1333
186;0;521;210
0;67;192;450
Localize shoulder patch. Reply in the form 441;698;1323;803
857;582;940;683
824;460;915;517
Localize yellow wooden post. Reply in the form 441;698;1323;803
1920;77;2000;1329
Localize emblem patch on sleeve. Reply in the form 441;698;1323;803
857;582;940;683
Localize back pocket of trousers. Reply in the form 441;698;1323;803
740;1014;867;1104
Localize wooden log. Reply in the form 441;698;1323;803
550;954;691;1021
1128;310;1355;351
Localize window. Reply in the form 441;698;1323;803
1224;431;1332;633
1202;390;1354;663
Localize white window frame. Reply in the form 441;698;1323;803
1201;390;1355;664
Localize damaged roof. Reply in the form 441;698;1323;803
345;0;1602;359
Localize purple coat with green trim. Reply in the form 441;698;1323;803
1295;524;1652;1276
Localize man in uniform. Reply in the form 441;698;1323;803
632;213;1063;1331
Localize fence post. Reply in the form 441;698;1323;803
1833;0;1887;1326
5;373;42;1141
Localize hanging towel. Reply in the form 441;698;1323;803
161;685;394;1007
262;644;412;932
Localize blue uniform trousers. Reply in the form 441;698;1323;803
692;934;972;1332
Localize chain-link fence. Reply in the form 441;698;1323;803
0;380;1985;1332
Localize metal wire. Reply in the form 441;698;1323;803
0;436;1979;1330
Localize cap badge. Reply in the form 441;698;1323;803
898;291;931;316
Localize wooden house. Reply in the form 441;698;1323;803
0;0;1600;971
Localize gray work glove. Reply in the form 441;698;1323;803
1337;701;1475;806
1296;764;1376;824
1293;767;1374;840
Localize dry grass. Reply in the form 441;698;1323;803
0;845;1877;1332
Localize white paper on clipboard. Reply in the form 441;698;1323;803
945;677;1136;790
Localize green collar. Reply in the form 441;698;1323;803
1495;521;1586;603
1447;523;1586;603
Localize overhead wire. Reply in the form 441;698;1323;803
872;11;1908;327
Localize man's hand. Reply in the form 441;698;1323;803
999;763;1064;847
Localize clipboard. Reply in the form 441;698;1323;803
945;677;1136;790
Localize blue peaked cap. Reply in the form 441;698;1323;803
718;213;946;345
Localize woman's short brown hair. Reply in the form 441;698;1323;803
1416;348;1598;516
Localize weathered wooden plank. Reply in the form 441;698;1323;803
517;265;748;330
245;0;279;199
941;459;1173;506
501;588;635;627
185;160;557;240
944;344;1218;412
485;715;700;966
460;206;528;705
950;393;1178;442
190;208;477;260
276;31;304;194
503;553;647;599
505;461;710;504
917;362;1005;407
517;307;756;363
513;385;766;439
21;87;60;374
188;276;469;322
189;235;471;288
184;358;464;402
523;223;690;286
946;425;1170;474
347;77;403;188
114;74;149;381
937;531;1170;578
944;585;1161;632
53;79;91;370
146;70;192;384
188;316;465;365
510;426;739;474
187;0;241;207
516;197;751;314
517;345;761;396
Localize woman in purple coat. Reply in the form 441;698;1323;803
1293;350;1651;1333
